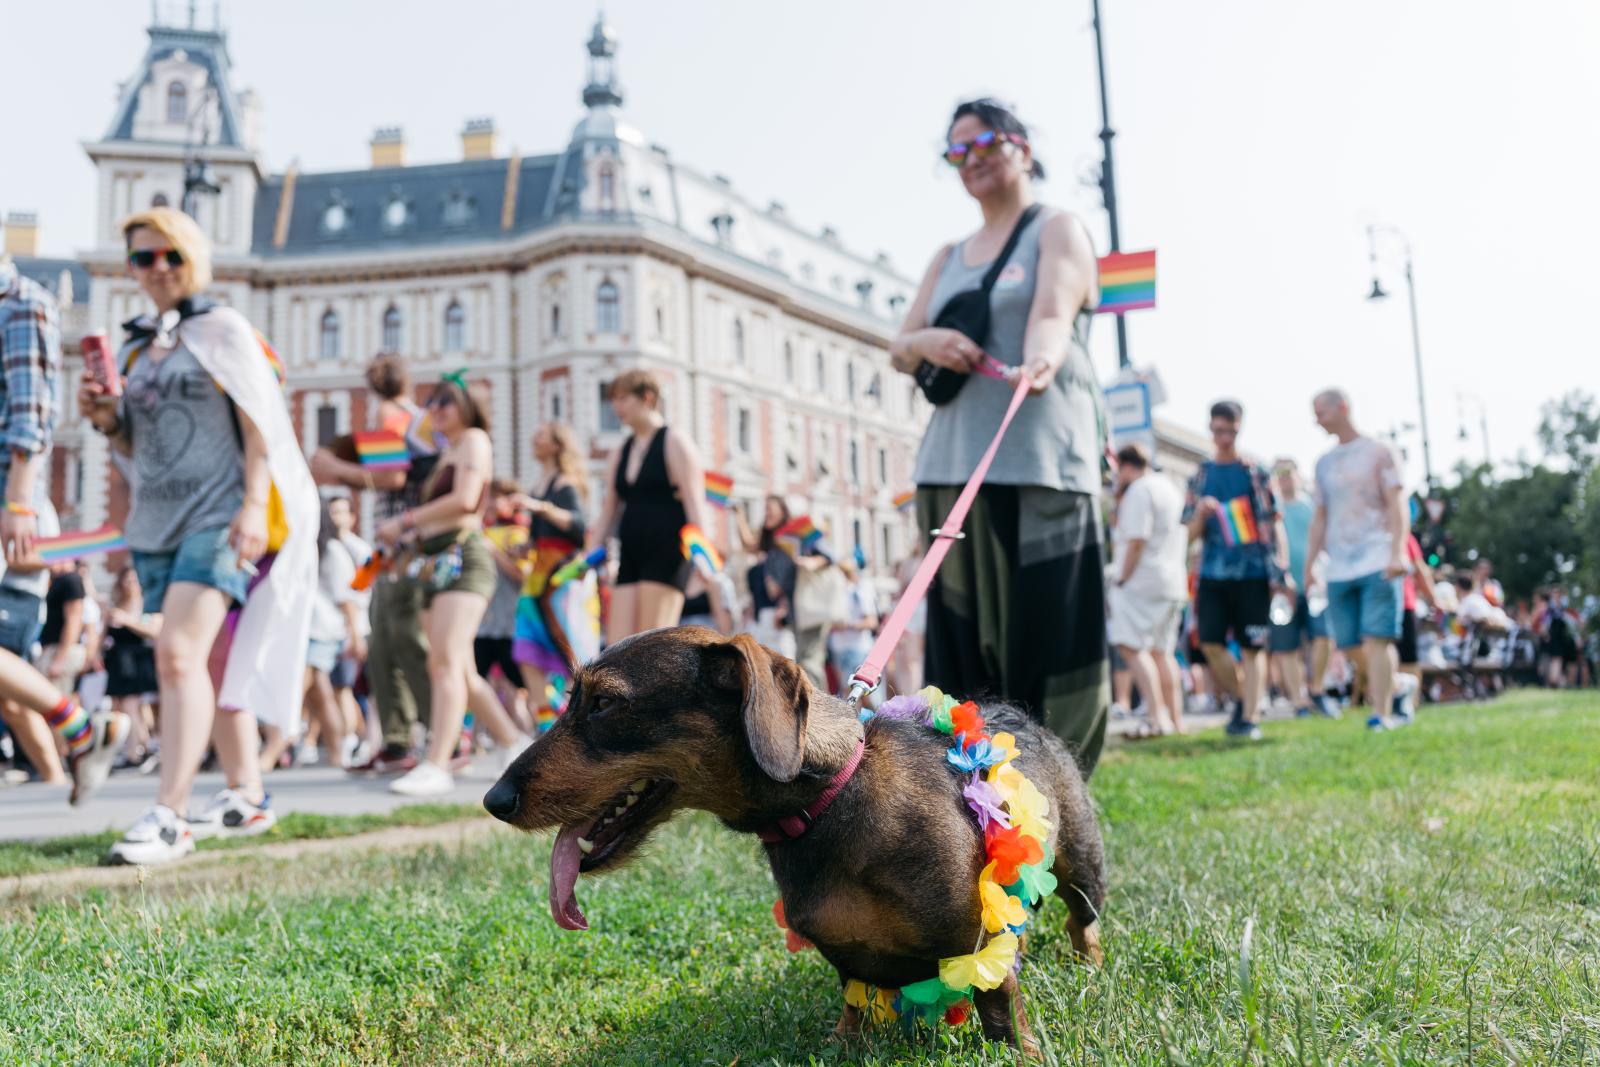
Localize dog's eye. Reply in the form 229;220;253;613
592;695;621;717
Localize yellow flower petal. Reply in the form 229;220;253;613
980;878;1029;933
1008;775;1054;842
940;932;1019;992
989;732;1020;766
843;979;899;1023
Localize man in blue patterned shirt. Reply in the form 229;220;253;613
1181;399;1286;740
0;257;127;802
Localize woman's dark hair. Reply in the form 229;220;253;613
366;354;412;400
758;494;792;553
948;99;1045;180
1210;400;1244;423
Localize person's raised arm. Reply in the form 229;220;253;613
888;244;982;377
1021;213;1098;395
309;446;406;493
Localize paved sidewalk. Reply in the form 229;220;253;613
0;758;503;842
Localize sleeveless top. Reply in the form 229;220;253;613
911;206;1106;494
616;426;686;538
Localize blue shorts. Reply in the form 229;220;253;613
0;586;44;657
1268;592;1329;653
306;637;342;675
132;526;250;612
1325;571;1402;649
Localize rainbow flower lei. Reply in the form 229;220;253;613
773;686;1057;1028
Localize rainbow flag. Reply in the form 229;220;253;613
680;524;723;579
1096;250;1156;314
354;430;410;472
550;546;607;589
892;490;916;513
776;516;822;551
704;471;734;508
36;525;127;563
1213;496;1260;547
253;330;287;389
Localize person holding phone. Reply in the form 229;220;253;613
79;207;317;864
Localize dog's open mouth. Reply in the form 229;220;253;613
549;778;676;930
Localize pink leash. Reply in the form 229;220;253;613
846;370;1033;706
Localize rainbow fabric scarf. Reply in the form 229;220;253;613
773;686;1056;1029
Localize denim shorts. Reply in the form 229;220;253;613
306;637;342;675
132;525;250;611
1325;571;1402;649
0;586;44;657
1268;592;1330;653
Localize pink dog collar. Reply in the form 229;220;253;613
755;735;866;844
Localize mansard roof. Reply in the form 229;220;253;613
104;23;247;148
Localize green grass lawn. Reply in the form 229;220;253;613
3;691;1598;1065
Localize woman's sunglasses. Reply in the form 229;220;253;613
427;391;456;409
127;248;184;269
943;130;1027;168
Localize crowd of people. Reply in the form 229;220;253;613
1;101;1592;869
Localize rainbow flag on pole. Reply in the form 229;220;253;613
704;471;733;508
354;430;410;472
1096;250;1156;314
892;490;916;513
680;524;723;578
1213;496;1260;547
776;516;822;552
36;525;127;563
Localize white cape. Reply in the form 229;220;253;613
177;307;317;733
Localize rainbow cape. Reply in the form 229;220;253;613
1214;496;1260;547
776;516;822;551
892;490;916;513
704;471;733;508
353;430;410;471
36;525;127;563
1096;250;1156;314
680;524;723;578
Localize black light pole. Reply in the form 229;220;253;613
1091;0;1130;369
1366;224;1435;487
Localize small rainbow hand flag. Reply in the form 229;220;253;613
704;471;733;508
776;516;822;551
354;430;410;472
550;546;607;589
1213;496;1260;547
892;490;916;513
36;525;127;564
680;524;723;579
1096;250;1156;314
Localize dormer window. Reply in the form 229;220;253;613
382;193;412;232
320;198;350;236
710;211;734;245
598;165;616;212
442;189;477;227
166;81;188;124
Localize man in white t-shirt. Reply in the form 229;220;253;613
1303;388;1410;731
1109;443;1190;735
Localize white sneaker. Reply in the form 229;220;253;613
188;788;277;840
390;760;455;797
498;734;534;775
68;710;131;807
107;804;195;865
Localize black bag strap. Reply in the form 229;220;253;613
978;204;1044;293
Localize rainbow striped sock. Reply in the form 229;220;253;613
45;697;94;758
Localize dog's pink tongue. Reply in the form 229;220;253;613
549;824;589;931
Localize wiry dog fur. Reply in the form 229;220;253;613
485;627;1106;1056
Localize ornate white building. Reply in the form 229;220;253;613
51;9;928;569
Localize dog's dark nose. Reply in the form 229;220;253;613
482;778;522;821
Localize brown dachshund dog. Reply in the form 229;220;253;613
483;627;1106;1056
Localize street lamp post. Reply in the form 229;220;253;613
1091;0;1130;369
1366;224;1434;487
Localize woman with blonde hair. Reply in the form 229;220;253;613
512;421;599;727
78;206;318;863
374;372;528;795
590;369;711;642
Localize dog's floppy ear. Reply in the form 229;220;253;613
709;633;811;782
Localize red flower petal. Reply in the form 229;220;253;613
945;1001;970;1026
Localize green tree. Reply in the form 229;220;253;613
1537;390;1600;470
1442;462;1580;603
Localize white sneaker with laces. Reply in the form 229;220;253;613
107;804;195;865
390;760;455;797
68;709;131;806
188;788;276;840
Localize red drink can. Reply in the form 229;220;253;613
81;332;122;399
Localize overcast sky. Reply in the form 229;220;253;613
6;0;1597;486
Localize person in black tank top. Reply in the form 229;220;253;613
593;370;715;644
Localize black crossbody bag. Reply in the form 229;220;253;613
914;203;1042;406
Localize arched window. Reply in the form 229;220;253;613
596;280;620;333
319;309;340;362
654;306;665;336
550;303;562;337
382;305;402;352
598;165;616;211
845;360;856;400
815;350;826;392
849;439;860;481
783;342;795;384
444;301;466;352
166;82;188;124
732;319;745;364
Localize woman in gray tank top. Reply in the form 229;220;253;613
888;99;1111;776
